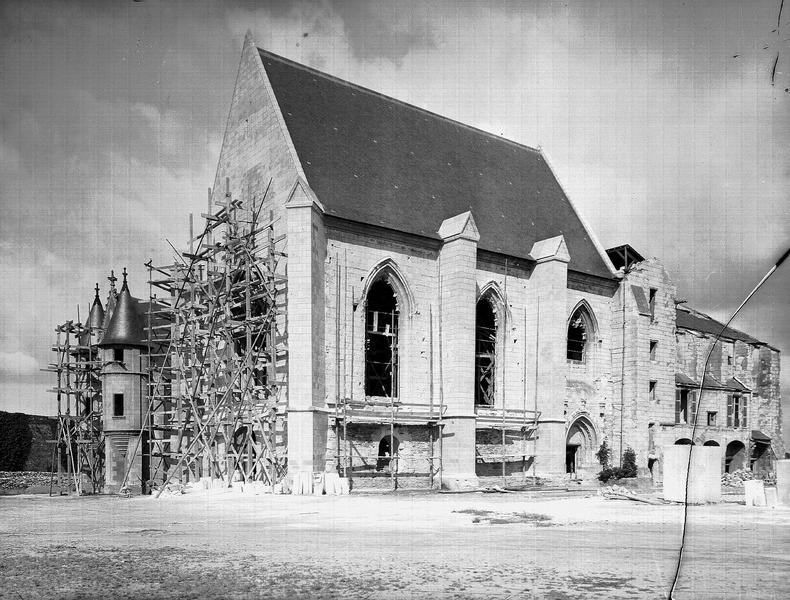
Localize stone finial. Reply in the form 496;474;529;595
437;211;480;243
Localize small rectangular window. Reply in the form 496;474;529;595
649;340;658;361
729;394;747;428
649;288;657;321
675;389;696;424
707;411;717;427
649;380;657;402
726;341;734;365
113;393;124;417
113;348;124;362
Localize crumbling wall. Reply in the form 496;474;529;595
754;347;784;458
610;259;677;473
326;424;435;489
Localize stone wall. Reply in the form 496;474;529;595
610;259;677;473
672;327;784;463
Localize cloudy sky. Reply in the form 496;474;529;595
1;0;788;440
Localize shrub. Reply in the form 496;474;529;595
595;440;611;470
597;447;639;483
622;447;638;478
598;467;615;483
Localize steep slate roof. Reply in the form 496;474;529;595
259;50;613;280
676;305;763;345
99;280;146;348
86;286;105;330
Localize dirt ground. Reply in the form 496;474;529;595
0;487;788;599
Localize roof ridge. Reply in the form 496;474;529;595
257;48;542;156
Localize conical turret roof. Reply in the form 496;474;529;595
99;270;146;348
87;283;105;330
79;284;105;347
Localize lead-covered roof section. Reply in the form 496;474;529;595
258;49;613;280
99;278;146;348
676;305;765;346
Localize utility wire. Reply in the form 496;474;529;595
669;246;789;599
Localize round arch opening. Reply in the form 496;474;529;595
376;434;400;472
725;441;747;473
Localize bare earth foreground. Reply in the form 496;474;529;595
1;488;788;599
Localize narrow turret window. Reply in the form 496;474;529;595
113;393;124;417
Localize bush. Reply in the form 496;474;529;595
595;440;611;470
621;447;638;478
597;447;638;483
0;411;33;471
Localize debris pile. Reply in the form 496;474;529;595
722;469;776;487
721;469;756;488
0;471;53;490
598;484;667;505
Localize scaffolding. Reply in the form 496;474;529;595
47;318;104;495
136;178;287;493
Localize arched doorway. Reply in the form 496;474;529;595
232;426;258;479
376;435;399;472
566;417;597;476
725;441;746;473
703;440;720;447
675;438;694;445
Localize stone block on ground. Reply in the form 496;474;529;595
744;480;766;507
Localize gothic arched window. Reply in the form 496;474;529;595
475;296;497;406
567;304;595;362
365;279;399;397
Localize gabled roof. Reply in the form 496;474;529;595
258;49;614;280
99;279;146;348
676;305;763;345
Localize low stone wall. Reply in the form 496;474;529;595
0;412;57;472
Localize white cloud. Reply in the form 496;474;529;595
0;351;39;377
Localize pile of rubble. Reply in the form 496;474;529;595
0;471;53;490
723;469;777;487
721;468;755;488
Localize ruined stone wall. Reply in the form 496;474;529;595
671;329;784;462
612;259;677;473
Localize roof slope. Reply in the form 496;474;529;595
676;305;763;345
99;280;146;347
259;50;612;279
